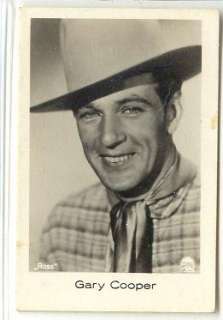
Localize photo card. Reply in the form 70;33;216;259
17;7;219;312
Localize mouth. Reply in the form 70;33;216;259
100;153;135;166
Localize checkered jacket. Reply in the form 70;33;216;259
39;156;200;273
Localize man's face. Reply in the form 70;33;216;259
75;84;171;195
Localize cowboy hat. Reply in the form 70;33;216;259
30;19;201;113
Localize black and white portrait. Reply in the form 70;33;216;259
30;18;202;273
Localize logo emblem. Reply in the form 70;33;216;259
179;257;196;272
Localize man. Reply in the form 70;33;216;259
31;19;201;273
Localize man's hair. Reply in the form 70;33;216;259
156;78;182;107
155;77;182;107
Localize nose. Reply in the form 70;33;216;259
100;115;126;148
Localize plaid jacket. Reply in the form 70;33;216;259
39;156;200;273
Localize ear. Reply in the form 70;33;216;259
165;91;182;135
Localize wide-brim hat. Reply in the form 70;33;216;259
30;19;201;113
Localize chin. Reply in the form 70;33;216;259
102;177;142;194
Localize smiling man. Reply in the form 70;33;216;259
75;83;175;195
32;19;201;273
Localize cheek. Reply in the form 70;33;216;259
131;116;167;159
76;122;99;153
130;112;166;141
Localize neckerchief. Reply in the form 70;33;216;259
105;151;197;273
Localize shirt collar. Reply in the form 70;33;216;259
106;149;197;219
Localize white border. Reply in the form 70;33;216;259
1;1;15;320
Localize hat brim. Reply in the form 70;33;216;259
30;45;201;113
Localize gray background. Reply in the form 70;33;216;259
30;18;201;270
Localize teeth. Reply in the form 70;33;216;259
103;154;133;165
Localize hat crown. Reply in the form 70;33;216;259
60;19;201;92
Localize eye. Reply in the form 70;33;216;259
120;105;144;117
77;110;102;122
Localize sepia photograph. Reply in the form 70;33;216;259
17;8;218;312
30;18;201;273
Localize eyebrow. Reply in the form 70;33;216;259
116;95;152;106
76;103;97;112
77;94;152;112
